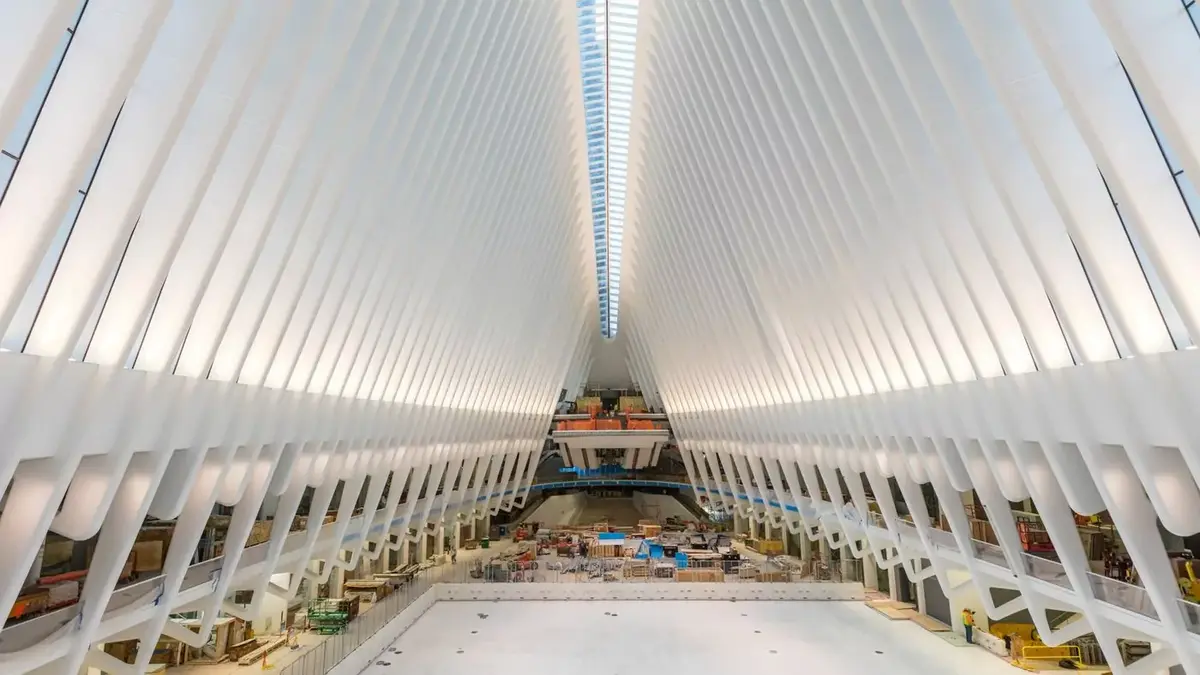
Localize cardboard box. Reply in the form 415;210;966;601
132;541;164;573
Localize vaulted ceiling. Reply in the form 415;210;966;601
4;1;1200;672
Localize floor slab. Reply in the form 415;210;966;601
363;600;1026;675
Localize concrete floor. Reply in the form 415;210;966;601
362;600;1028;675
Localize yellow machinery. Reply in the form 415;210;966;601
1018;645;1083;670
1180;559;1200;602
990;622;1039;643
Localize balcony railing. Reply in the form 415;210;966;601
276;567;437;675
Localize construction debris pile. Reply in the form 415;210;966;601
473;518;795;583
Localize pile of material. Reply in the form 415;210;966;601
767;555;802;571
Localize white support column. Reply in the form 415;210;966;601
332;565;345;599
864;552;879;591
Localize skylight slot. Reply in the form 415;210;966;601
576;0;639;339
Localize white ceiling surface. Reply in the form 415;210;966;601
586;329;634;390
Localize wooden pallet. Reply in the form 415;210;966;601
902;610;951;632
866;599;916;620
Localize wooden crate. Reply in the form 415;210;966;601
590;542;622;558
344;580;389;604
747;539;784;556
131;540;164;573
677;568;724;582
756;570;788;583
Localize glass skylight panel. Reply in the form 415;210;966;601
576;0;638;339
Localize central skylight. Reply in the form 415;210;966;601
577;0;639;339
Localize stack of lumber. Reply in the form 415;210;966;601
641;524;662;538
237;637;287;666
677;568;724;582
866;599;915;620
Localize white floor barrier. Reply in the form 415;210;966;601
434;582;865;602
328;589;437;675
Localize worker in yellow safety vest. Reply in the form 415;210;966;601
962;608;976;644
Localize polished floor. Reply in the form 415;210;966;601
362;600;1025;675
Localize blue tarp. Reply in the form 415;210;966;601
597;532;624;541
633;541;663;560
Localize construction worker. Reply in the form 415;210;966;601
962;608;976;644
